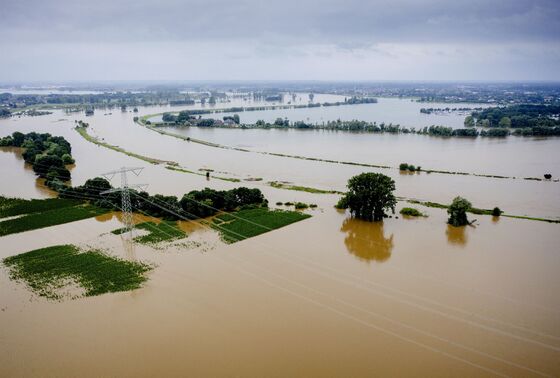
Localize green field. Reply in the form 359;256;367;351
0;204;108;236
0;196;82;218
113;221;187;244
213;208;311;243
4;244;151;299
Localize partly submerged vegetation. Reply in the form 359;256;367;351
0;131;74;183
212;207;311;243
0;203;108;237
113;221;186;244
336;173;396;222
3;244;151;300
399;207;426;217
470;104;560;136
0;196;81;218
447;197;472;227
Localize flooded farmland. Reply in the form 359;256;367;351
1;101;560;377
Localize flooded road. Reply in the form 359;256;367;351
1;102;560;376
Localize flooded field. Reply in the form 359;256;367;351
1;101;560;377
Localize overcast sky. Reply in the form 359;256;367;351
1;0;559;82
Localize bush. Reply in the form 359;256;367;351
399;163;420;172
492;207;502;217
275;202;283;206
294;202;308;209
399;207;425;217
544;173;552;180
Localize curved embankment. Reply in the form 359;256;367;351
136;117;558;183
75;124;241;183
76;123;559;224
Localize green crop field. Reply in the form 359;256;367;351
213;208;311;243
0;204;108;236
4;244;152;300
0;196;82;218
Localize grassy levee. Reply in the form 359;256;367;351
3;244;151;299
75;125;175;165
134;116;560;184
406;199;560;223
268;181;343;194
0;204;108;237
212;208;311;243
0;196;82;218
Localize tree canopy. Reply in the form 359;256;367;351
447;196;472;227
337;173;396;221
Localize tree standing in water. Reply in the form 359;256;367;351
447;196;472;226
336;173;396;221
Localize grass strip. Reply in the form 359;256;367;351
212;207;311;243
405;199;560;223
0;196;82;218
3;244;151;299
268;181;342;194
76;125;175;165
0;204;109;236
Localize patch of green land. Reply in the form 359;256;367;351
0;204;108;236
4;244;151;300
212;207;311;243
399;207;426;217
268;181;342;194
113;221;187;244
0;196;82;218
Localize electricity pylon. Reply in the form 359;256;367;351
101;167;147;236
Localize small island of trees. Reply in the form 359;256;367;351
336;173;396;222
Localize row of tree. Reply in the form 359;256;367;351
53;177;268;220
468;104;560;129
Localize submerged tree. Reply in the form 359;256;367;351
447;196;472;226
336;172;396;221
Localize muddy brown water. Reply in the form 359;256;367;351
1;206;559;376
0;105;560;376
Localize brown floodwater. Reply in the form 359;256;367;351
1;104;560;376
0;108;558;219
1;204;559;377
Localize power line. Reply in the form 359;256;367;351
101;167;147;237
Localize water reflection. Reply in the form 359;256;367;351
340;218;394;263
446;225;468;247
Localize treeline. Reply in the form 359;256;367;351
420;107;483;114
0;132;74;182
0;91;201;109
470;105;560;129
55;177;268;220
156;98;378;126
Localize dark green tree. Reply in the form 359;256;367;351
337;173;396;221
447;197;472;226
